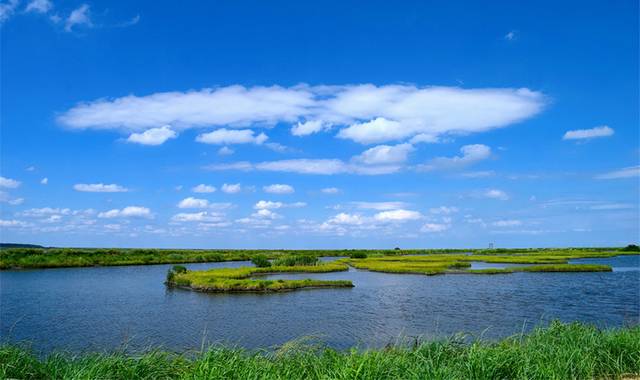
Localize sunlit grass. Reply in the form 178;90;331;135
2;322;638;379
168;261;352;292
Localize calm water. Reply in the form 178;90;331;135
1;255;638;354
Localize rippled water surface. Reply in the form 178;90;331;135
1;255;638;354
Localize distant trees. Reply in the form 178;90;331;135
621;244;640;252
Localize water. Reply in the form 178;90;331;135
1;255;638;354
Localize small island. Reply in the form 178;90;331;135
165;255;353;293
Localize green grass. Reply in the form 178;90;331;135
1;247;635;270
2;322;638;379
168;261;352;292
345;253;618;276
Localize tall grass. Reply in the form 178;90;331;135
2;322;638;379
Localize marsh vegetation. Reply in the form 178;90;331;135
2;322;638;380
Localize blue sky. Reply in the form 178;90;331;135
1;0;638;248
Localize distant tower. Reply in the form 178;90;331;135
488;243;494;249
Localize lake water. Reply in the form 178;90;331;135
1;255;638;354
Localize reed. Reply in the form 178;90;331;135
2;322;638;379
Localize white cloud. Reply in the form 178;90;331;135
127;126;177;145
171;211;224;222
254;200;283;210
481;189;509;200
410;133;440;144
504;30;517;41
252;209;281;219
116;14;139;27
0;219;30;228
254;200;305;210
40;177;48;185
321;187;340;194
206;159;402;175
20;207;71;217
192;184;216;193
374;209;422;222
263;184;294;194
0;0;19;23
25;0;52;13
65;4;91;32
0;191;24;205
492;219;522;227
429;206;459;215
196;128;268;145
338;117;405;144
327;213;364;225
291;120;331;136
221;183;242;194
421;223;450;233
217;146;234;156
563;125;614;140
353;201;408;210
98;206;152;219
177;197;209;209
352;143;414;165
74;183;128;192
58;85;544;145
0;176;20;188
595;166;640;180
418;144;491;171
458;170;495;178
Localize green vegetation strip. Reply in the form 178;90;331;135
167;262;352;292
2;322;638;379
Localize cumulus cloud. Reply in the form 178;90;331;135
254;200;305;210
127;126;177;145
98;206;152;219
291;120;331;136
0;219;31;228
418;144;491;171
563;125;614;140
26;0;53;13
0;191;24;205
352;143;414;165
326;213;364;225
429;206;459;215
595;166;639;180
20;207;72;217
421;222;450;233
206;159;402;175
492;219;522;227
352;201;408;210
192;184;216;193
221;183;242;194
40;177;48;185
480;189;509;200
0;176;20;188
171;211;224;222
373;209;422;222
177;197;209;209
65;4;91;32
263;184;294;194
196;128;268;145
57;84;544;146
74;183;128;192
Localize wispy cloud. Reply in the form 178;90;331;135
417;144;491;171
127;126;177;145
65;4;91;32
595;166;639;180
74;183;128;192
563;125;614;140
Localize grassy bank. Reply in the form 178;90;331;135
167;261;352;292
1;322;638;379
0;248;460;269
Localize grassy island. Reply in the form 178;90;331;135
345;252;616;275
2;322;638;379
166;259;353;293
